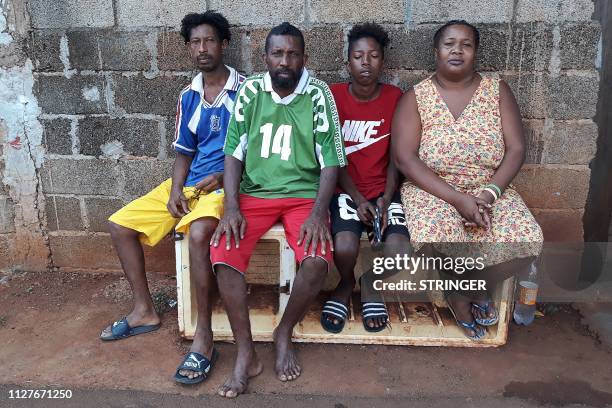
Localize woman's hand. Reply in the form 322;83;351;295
452;193;491;230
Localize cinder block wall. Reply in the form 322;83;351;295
0;0;602;273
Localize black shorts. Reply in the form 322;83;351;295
330;191;410;240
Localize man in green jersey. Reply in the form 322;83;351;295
210;22;346;398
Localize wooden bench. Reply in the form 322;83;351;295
175;224;514;347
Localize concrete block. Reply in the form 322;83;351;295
67;31;151;71
41;118;72;155
515;0;595;23
542;120;598;165
503;73;547;119
385;25;436;71
98;32;152;71
29;0;114;29
50;234;119;270
41;158;119;195
311;0;404;24
35;75;107;114
380;69;431;91
84;197;124;232
0;196;15;233
157;27;245;72
113;74;188;115
116;0;207;28
304;27;344;71
119;159;173;198
410;0;513;24
560;23;601;70
78;117;160;158
310;70;346;86
45;196;83;231
531;209;584;242
165;116;177;158
475;24;508;72
64;32;99;71
49;234;175;274
513;164;590;209
547;75;598;120
50;233;175;272
209;0;304;25
29;31;64;72
523;119;544;164
249;28;270;73
507;23;554;71
157;31;192;71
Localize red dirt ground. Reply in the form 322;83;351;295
0;270;611;406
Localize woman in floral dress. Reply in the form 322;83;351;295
392;20;543;339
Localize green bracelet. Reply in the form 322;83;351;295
486;183;502;197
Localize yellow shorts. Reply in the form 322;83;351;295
108;178;224;246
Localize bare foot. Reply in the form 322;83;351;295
178;328;214;380
217;349;262;398
364;315;387;330
472;300;498;322
447;295;484;339
100;307;160;340
273;328;301;382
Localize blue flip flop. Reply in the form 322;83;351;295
447;302;486;340
444;291;485;341
100;317;161;341
472;301;499;326
174;349;219;385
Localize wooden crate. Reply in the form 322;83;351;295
175;225;514;347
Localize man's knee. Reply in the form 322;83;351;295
108;220;137;238
215;264;245;285
334;234;360;262
299;257;328;283
189;218;218;248
382;233;411;257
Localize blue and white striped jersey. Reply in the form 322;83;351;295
173;65;245;187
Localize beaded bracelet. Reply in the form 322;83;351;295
482;187;499;202
485;183;503;198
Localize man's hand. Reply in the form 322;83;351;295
210;206;246;250
376;196;390;234
167;187;190;218
355;197;376;226
297;213;333;257
195;172;223;192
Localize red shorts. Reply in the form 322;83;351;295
210;195;333;274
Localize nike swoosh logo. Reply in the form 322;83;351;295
345;133;389;155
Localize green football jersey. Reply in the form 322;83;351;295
224;69;346;199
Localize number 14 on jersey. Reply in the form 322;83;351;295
260;123;292;161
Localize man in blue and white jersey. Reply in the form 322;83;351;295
101;11;244;385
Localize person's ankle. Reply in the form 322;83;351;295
274;326;292;340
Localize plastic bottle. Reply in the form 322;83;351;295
513;261;539;325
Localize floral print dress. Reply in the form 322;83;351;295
400;74;543;266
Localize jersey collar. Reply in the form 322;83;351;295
263;69;310;105
190;65;241;96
